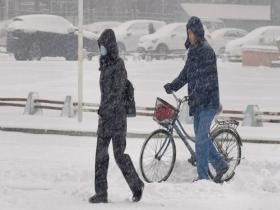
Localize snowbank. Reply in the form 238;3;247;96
0;132;280;210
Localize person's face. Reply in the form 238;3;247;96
187;29;198;45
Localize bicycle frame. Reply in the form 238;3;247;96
156;93;196;161
156;92;241;164
173;119;196;158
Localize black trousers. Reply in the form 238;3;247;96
94;115;143;195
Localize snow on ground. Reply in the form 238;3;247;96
0;54;280;209
0;54;279;140
0;54;280;111
0;131;280;210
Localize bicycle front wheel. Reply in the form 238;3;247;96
208;128;242;182
140;129;176;183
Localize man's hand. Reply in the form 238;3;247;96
164;83;173;94
97;108;103;118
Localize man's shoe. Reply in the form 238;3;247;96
132;182;144;202
192;177;209;182
88;194;108;204
192;177;200;182
214;165;229;183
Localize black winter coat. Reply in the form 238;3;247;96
170;17;220;116
97;29;127;120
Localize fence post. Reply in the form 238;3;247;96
242;105;263;127
132;53;139;61
23;92;42;115
61;95;75;118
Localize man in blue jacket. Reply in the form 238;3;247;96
164;16;228;182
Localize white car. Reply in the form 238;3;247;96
138;22;212;59
200;18;225;33
211;28;247;55
225;26;280;62
138;23;186;57
84;21;121;36
113;19;166;52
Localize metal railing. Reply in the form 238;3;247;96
0;97;280;124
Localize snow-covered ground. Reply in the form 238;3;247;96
0;54;280;209
0;131;280;210
0;54;280;111
0;53;279;139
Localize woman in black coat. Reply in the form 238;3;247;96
89;29;144;204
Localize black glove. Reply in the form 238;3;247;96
164;83;173;94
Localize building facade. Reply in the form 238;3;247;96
0;0;279;26
0;0;187;24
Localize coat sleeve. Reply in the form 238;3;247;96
170;59;189;92
100;59;127;117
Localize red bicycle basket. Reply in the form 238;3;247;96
153;98;178;124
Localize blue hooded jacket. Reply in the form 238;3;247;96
170;16;220;116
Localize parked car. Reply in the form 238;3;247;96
113;19;166;53
200;18;225;33
211;28;247;55
225;26;280;62
84;21;121;36
138;22;213;59
138;23;186;59
6;14;98;61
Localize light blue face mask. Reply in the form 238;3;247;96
100;45;107;56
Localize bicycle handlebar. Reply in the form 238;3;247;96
171;92;189;110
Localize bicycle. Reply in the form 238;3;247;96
139;93;242;183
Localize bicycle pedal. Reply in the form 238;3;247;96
187;158;196;166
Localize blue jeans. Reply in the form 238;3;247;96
194;109;228;180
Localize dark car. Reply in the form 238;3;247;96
6;14;98;61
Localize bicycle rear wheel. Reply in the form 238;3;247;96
140;129;176;183
208;128;242;182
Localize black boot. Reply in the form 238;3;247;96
132;182;144;202
88;193;108;204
